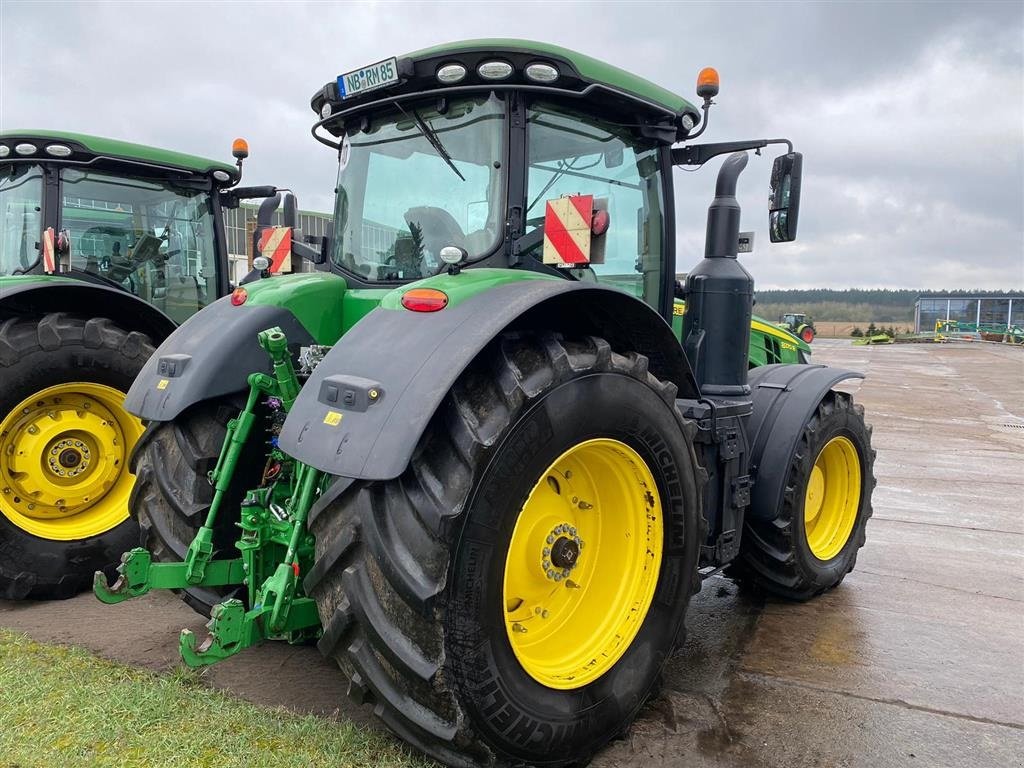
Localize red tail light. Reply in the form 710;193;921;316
400;288;448;312
230;287;248;306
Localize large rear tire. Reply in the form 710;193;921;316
129;398;264;616
305;333;705;767
733;391;875;601
0;313;152;600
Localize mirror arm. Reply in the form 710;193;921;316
219;186;279;209
673;138;793;167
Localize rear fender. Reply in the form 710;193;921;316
746;364;864;522
279;276;697;481
125;272;352;421
0;276;176;342
125;297;314;421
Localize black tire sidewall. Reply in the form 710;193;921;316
0;320;146;598
446;372;700;764
790;402;872;586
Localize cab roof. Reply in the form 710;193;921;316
0;130;238;181
311;39;701;142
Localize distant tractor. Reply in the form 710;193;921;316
778;311;817;343
0;131;292;600
95;41;875;768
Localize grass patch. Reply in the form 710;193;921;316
0;630;428;768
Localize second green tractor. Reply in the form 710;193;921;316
96;40;874;768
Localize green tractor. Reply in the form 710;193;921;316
0;131;296;600
95;40;874;767
778;311;817;343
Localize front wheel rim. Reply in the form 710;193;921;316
502;438;663;690
0;382;142;540
804;435;861;561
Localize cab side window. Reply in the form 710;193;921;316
0;164;43;276
526;102;666;309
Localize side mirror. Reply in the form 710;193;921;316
769;152;802;243
282;193;297;229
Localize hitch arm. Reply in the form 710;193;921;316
93;548;246;604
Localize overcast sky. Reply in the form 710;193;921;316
2;1;1021;289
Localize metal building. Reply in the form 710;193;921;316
914;294;1020;333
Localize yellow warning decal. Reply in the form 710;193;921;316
323;411;343;426
157;379;169;390
672;302;685;316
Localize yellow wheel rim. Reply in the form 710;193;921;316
502;438;662;690
804;436;862;561
0;382;142;540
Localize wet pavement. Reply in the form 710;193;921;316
2;340;1022;767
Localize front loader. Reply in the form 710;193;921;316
96;40;874;768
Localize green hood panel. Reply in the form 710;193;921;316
0;274;82;290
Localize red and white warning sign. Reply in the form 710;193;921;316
542;195;594;266
258;226;293;273
42;227;56;273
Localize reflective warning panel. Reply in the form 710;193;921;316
258;226;293;273
543;195;594;266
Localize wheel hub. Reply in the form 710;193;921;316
540;524;584;581
550;536;580;569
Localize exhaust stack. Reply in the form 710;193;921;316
681;151;754;396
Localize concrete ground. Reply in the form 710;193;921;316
2;340;1022;767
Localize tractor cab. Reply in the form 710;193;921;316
0;132;246;323
310;40;801;323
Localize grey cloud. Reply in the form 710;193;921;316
1;0;1020;288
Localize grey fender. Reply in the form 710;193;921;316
124;295;314;421
746;363;864;522
0;278;177;343
279;279;697;481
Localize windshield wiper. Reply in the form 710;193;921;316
396;103;465;181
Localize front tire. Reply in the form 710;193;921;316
0;313;152;600
734;391;875;601
305;333;705;767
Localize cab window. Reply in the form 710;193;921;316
525;102;666;309
60;169;218;323
0;164;43;276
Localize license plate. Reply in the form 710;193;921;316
337;57;399;99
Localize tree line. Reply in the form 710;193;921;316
753;289;1022;322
